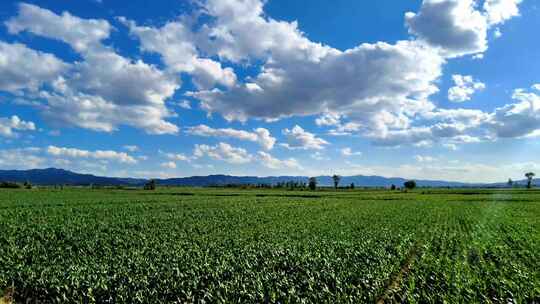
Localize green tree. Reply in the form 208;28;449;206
144;179;157;190
525;172;535;189
404;180;417;190
308;177;317;191
332;175;341;190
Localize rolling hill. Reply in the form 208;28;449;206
0;167;499;188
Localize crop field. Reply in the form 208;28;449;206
0;188;539;303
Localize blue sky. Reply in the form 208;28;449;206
0;0;539;182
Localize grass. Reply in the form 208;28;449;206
0;187;539;303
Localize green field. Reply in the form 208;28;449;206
1;188;539;303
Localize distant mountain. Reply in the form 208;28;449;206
0;168;490;188
0;168;145;186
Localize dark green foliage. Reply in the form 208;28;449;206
144;179;157;190
0;182;21;189
23;181;32;189
525;172;535;189
0;188;539;303
308;177;317;190
332;175;341;190
404;180;417;190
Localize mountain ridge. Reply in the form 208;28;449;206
0;167;522;188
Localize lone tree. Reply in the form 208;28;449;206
507;178;513;188
144;179;157;190
332;175;341;190
390;184;396;191
308;177;317;191
525;172;535;189
404;180;417;190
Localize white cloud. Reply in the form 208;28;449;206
161;151;191;162
483;0;522;26
191;40;442;138
193;142;252;164
493;28;502;38
448;74;486;102
414;155;437;163
405;0;488;58
196;0;333;63
315;112;341;127
328;122;362;136
120;17;236;89
160;161;177;169
46;145;137;164
405;0;522;58
442;143;458;151
0;41;67;93
186;124;276;150
370;108;490;146
6;3;111;52
0;115;36;137
7;4;180;135
282;125;329;150
174;100;192;109
487;88;540;138
257;151;302;170
0;147;45;169
532;84;540;91
341;148;362;157
123;145;139;152
311;151;329;161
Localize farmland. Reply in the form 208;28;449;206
0;188;539;303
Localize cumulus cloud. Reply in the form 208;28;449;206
6;4;179;134
120;17;236;89
161;151;191;161
191;40;442;135
282;125;329;150
123;145;139;152
487;88;540;138
370;108;490;146
405;0;522;58
173;100;192;109
341;148;362;157
46;145;137;164
493;28;503;38
193;142;252;164
371;85;540;146
448;74;486;102
405;0;488;57
6;3;111;52
161;161;177;169
483;0;522;26
315;112;341;127
315;112;362;136
257;151;302;170
0;147;45;169
0;115;36;137
0;41;67;93
186;124;276;150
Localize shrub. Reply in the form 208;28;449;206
404;180;417;190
